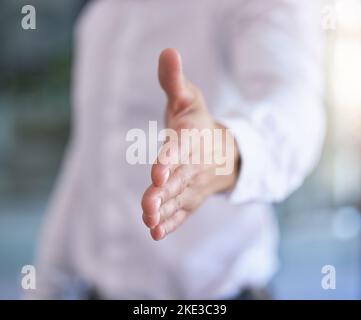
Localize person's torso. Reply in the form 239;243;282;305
68;0;279;299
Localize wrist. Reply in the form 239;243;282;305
214;122;240;193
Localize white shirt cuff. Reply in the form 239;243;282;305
216;117;269;205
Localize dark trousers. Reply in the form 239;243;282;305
88;287;272;300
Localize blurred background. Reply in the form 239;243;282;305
0;0;361;299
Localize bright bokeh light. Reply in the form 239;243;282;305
327;0;361;204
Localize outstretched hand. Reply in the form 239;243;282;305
141;48;240;240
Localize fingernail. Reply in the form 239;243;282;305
163;169;170;184
158;226;165;240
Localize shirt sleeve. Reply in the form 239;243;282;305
216;0;326;204
23;138;83;299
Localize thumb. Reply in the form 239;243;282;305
158;48;194;108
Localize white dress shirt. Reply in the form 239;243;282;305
30;0;325;299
